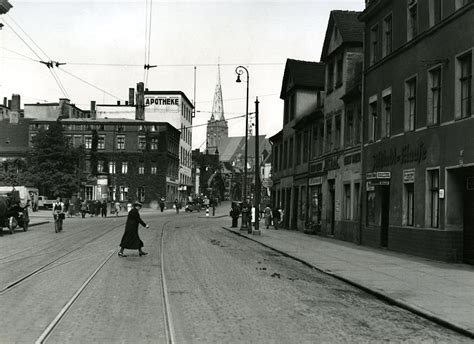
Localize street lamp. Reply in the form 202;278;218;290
235;65;250;232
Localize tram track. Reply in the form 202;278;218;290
27;219;176;343
0;222;125;295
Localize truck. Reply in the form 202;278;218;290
38;195;54;210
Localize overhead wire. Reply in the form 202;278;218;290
3;15;70;98
145;0;153;87
143;0;149;83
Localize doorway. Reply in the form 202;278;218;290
328;180;335;235
380;185;390;248
464;176;474;264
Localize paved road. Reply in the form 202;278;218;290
0;209;470;343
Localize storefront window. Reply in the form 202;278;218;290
309;185;322;225
366;190;377;225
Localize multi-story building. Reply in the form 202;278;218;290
271;59;325;229
28;118;180;204
95;82;194;202
359;0;473;262
316;10;364;241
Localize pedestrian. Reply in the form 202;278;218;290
118;201;149;257
101;200;107;217
273;207;281;230
174;199;180;214
95;200;101;217
211;198;216;216
80;200;88;218
230;203;240;227
159;197;165;212
263;204;272;229
114;201;120;216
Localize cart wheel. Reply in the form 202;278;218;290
8;217;17;234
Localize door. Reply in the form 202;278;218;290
328;180;335;235
463;177;474;264
380;185;390;248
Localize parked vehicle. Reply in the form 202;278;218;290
185;202;201;212
0;190;30;234
38;195;54;210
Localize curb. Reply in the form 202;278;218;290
29;221;50;227
222;226;474;339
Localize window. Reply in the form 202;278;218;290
85;186;94;200
382;92;392;138
368;98;378;142
109;161;116;174
335;115;341;149
382;14;392;57
121;161;128;174
73;135;82;148
366;190;377;225
325;118;332;152
283;141;288;169
151;163;157;175
98;136;105;150
370;24;379;65
405;77;417;131
428;67;442;125
407;0;418;41
97;160;104;173
353;183;360;220
138;136;146;150
428;169;439;228
302;130;309;163
318;124;324;155
279;143;284;171
289;94;296;121
151;137;158;150
109;187;116;201
120;186;128;202
344;184;351;220
457;52;472;119
296;133;302;165
84;136;92;149
138;162;145;174
404;182;415;226
116;135;125;150
289;138;294;168
137;187;145;202
336;54;343;87
327;61;334;92
429;0;442;27
345;109;354;147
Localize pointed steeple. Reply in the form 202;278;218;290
211;64;225;121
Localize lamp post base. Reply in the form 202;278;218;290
252;229;261;236
240;211;249;231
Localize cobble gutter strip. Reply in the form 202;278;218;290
222;226;474;340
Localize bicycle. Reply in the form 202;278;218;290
54;211;65;233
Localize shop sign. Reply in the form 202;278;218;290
309;177;322;185
377;171;391;179
372;141;427;170
403;169;415;183
366;182;375;191
145;96;180;111
366;172;377;180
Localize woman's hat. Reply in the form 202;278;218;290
133;201;143;207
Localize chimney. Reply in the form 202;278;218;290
117;100;121;105
90;101;96;120
129;88;135;106
136;82;145;120
3;97;7;106
10;94;20;124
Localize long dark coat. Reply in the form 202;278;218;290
120;207;147;249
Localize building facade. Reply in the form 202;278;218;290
271;59;325;229
360;0;474;262
28;118;180;205
315;10;364;241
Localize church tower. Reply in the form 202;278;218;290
206;65;228;154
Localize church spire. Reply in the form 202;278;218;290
211;64;225;121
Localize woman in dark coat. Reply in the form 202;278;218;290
118;201;149;257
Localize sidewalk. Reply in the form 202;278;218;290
221;214;474;338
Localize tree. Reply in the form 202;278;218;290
0;159;28;186
25;120;85;198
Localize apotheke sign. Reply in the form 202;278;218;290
145;96;180;108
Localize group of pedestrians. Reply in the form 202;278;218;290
263;205;283;229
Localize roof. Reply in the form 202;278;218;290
321;10;364;61
280;59;325;99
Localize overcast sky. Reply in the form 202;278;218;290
0;0;365;150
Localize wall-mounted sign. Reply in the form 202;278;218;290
366;172;377;180
403;169;415;183
145;96;180;111
366;182;375;191
377;171;391;179
309;177;322;185
439;189;445;199
372;141;427;170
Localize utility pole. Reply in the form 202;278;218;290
253;97;261;235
